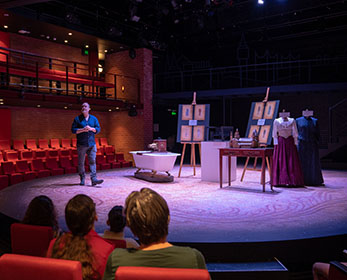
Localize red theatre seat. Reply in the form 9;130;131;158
15;160;37;181
45;158;64;176
50;138;61;150
103;238;126;248
0;166;9;190
115;267;210;280
96;154;111;170
26;139;40;151
34;150;47;160
0;254;82;280
115;153;132;168
47;149;59;159
2;161;23;185
38;139;53;150
59;157;77;174
11;223;54;257
13;139;27;151
106;154;121;169
0;139;11;151
71;138;77;148
3;150;19;162
31;159;51;178
19;150;34;162
59;149;71;158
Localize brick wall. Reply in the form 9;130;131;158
10;106;142;161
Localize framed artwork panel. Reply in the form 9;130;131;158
259;125;271;144
194;104;206;120
252;102;265;120
247;125;260;138
193;126;205;142
264;101;277;119
180;125;192;142
182;105;193;120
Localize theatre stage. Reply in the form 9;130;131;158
0;166;346;243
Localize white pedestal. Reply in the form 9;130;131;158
201;141;236;183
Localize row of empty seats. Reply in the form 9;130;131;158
0;138;132;190
0;138;115;156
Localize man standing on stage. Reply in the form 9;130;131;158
71;102;103;186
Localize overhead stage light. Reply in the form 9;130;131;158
258;0;264;4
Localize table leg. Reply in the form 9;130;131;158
241;157;250;182
270;155;273;191
192;143;196;176
178;143;186;178
266;157;271;179
219;150;223;188
228;155;231;186
261;155;265;192
253;157;258;169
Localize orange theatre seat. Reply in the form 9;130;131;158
106;154;121;169
116;153;132;168
96;154;111;170
0;254;82;280
15;160;37;181
31;159;51;178
61;138;72;149
59;157;77;174
11;223;54;257
100;138;115;154
71;138;77;148
13;139;27;151
3;150;19;162
2;161;23;185
26;139;40;151
0;139;11;151
45;158;64;176
115;267;211;280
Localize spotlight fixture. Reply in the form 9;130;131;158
258;0;264;4
18;29;30;34
37;104;41;108
108;109;112;112
98;64;103;73
64;106;67;109
116;107;120;110
64;40;68;43
104;49;108;53
85;45;89;48
3;25;8;29
53;38;57;41
68;32;72;36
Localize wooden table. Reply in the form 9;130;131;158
219;147;274;192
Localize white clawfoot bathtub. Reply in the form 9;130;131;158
129;151;180;173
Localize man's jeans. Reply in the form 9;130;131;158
77;144;97;181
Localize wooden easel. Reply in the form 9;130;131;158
240;87;272;184
178;142;201;177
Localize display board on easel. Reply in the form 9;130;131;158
245;96;280;146
176;93;210;177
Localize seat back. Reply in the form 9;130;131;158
71;138;77;147
4;150;19;161
115;153;125;162
13;139;25;150
96;154;107;164
11;223;54;257
20;150;34;161
115;266;210;280
103;238;126;248
31;159;45;171
60;157;72;168
61;139;72;148
45;158;59;169
0;139;11;150
15;160;30;173
26;139;38;150
100;138;109;146
0;254;82;280
34;150;46;159
2;161;15;175
50;139;61;149
39;139;50;149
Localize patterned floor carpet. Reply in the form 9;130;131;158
0;166;346;242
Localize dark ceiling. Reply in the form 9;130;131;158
3;0;347;69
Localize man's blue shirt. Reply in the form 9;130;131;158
71;114;100;147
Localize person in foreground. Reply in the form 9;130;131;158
22;195;60;237
102;205;139;249
102;188;207;280
47;194;114;280
71;102;103;186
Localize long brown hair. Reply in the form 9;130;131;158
125;188;170;245
22;195;58;232
51;194;99;280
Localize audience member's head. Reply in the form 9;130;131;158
125;188;170;245
107;205;126;233
52;194;98;280
22;195;58;231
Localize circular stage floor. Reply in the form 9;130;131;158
0;166;346;243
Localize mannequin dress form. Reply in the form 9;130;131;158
272;117;305;187
296;116;324;186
